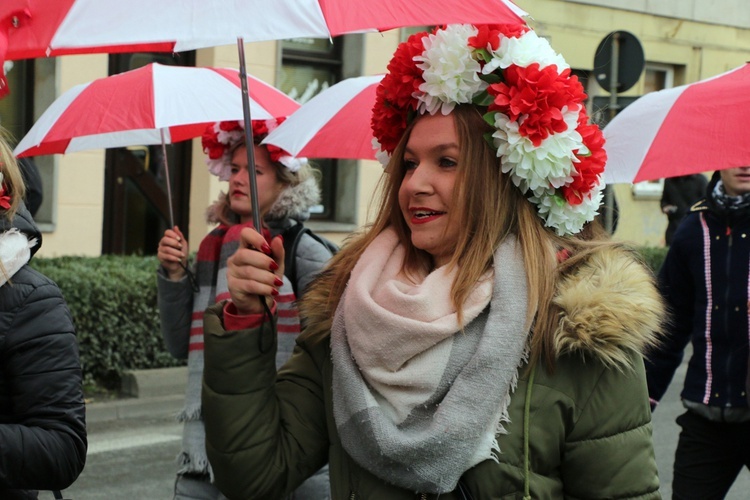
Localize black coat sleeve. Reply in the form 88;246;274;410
0;267;87;491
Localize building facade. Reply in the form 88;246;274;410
1;1;748;256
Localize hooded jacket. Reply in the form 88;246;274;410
202;245;664;500
0;205;87;499
647;172;750;415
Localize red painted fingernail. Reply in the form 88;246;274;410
261;243;272;255
274;277;284;287
269;260;279;271
271;288;279;296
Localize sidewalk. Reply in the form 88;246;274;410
85;366;187;424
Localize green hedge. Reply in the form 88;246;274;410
29;246;668;390
30;255;184;390
634;246;668;275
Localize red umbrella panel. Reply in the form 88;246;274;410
603;63;750;184
14;63;299;157
263;75;384;161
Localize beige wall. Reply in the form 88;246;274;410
36;3;750;255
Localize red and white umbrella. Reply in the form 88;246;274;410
2;0;528;228
13;63;299;157
14;62;299;227
603;63;750;184
263;74;384;160
1;0;527;94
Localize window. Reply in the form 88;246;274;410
279;38;342;220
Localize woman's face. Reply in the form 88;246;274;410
229;144;287;224
398;113;460;268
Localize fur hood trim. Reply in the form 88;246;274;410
552;246;664;369
266;175;320;222
206;175;321;224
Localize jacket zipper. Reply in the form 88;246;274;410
349;493;356;500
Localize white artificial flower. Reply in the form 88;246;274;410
207;154;232;181
531;184;603;235
484;30;569;74
279;156;307;173
415;25;487;115
371;138;391;168
493;109;582;195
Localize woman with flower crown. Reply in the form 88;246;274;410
0;129;87;499
201;24;664;499
156;118;333;500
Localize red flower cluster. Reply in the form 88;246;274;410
488;64;586;147
561;114;607;205
468;24;528;51
202;119;291;164
371;31;428;154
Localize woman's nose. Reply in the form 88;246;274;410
404;165;433;194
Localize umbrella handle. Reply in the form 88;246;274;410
160;129;175;229
237;37;262;232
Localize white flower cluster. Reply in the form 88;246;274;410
481;28;602;235
414;24;487;115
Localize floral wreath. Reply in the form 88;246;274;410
201;118;307;181
371;24;607;236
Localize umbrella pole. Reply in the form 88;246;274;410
237;37;262;232
160;128;175;229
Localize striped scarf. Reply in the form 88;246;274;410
178;222;299;477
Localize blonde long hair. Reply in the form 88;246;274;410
300;105;612;369
0;129;26;220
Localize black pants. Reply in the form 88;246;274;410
672;410;750;499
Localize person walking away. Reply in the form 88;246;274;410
200;23;665;499
157;118;333;500
661;173;708;246
647;167;750;499
0;129;87;499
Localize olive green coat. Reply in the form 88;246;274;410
202;247;664;499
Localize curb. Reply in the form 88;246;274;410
86;366;187;425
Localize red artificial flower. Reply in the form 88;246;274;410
219;121;242;133
252;120;270;140
0;185;10;210
561;114;607;205
201;128;225;159
371;31;427;154
488;64;586;146
468;24;529;51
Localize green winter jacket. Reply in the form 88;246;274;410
202;246;664;500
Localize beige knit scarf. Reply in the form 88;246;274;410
332;227;530;493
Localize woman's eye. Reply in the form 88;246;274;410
403;159;418;171
230;167;240;174
439;157;457;168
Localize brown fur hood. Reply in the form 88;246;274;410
552;246;664;369
301;246;664;368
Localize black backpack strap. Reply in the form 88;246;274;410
282;223;306;297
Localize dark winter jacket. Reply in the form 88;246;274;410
0;206;87;499
660;174;708;246
647;172;750;414
202;246;664;499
